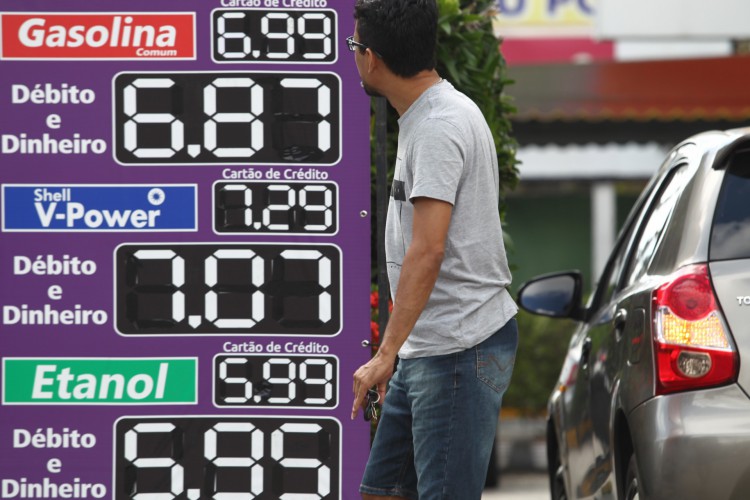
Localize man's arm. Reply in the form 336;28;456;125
351;196;452;419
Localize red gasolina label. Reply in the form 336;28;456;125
0;12;196;59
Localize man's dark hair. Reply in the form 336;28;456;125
354;0;438;78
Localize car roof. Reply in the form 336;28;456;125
664;127;750;176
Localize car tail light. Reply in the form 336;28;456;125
653;264;738;395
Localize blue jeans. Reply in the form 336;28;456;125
360;318;518;499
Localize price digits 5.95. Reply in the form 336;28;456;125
115;416;339;499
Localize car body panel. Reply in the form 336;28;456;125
630;385;750;500
709;260;750;394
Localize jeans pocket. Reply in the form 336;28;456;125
476;321;518;393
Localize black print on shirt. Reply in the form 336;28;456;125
391;180;406;201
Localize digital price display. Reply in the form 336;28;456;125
113;72;341;165
215;354;338;408
214;181;338;235
114;416;340;500
0;1;371;495
115;244;341;336
212;9;337;63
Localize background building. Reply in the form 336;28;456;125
497;0;750;292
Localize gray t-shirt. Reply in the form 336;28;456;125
386;80;517;359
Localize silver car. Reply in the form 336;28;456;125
517;128;750;499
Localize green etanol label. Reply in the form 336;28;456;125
2;358;197;404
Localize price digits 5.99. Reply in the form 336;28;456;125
115;244;340;335
215;355;337;408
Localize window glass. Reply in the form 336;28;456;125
623;166;688;286
711;151;750;261
589;190;649;312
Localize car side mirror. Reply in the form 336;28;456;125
516;271;584;321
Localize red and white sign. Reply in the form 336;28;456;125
0;12;196;60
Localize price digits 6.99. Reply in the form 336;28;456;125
115;244;340;335
113;72;340;165
115;416;339;500
213;9;337;63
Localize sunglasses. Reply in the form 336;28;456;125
346;36;383;58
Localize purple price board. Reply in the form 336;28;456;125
0;1;372;499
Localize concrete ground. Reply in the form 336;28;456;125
482;472;549;500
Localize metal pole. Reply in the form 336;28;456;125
375;97;390;340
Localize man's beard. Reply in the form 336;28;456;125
361;81;383;98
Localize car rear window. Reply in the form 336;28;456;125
710;150;750;260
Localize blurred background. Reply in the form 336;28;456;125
490;0;750;479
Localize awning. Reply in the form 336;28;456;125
507;56;750;121
516;142;668;180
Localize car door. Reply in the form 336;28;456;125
559;162;689;499
585;165;691;499
570;222;637;499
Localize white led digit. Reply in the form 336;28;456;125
300;359;334;405
223;184;254;227
133;249;185;323
261;358;296;404
298;13;332;60
220;358;253;404
262;184;295;231
279;250;332;324
124;423;184;500
271;423;331;499
261;13;294;59
123;78;184;158
204;78;264;158
299;185;333;232
280;78;331;153
205;422;264;499
217;12;251;59
316;83;332;153
205;249;265;328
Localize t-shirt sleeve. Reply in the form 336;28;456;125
408;118;465;205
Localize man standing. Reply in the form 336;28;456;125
349;1;519;498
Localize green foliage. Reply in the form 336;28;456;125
503;311;577;414
435;0;518;201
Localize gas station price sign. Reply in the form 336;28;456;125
115;243;341;335
114;416;340;499
0;2;371;498
211;9;337;63
213;181;338;235
112;72;341;165
214;354;338;408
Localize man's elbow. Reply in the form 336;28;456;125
416;244;445;270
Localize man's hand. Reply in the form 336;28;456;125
351;351;396;420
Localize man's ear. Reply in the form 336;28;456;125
365;49;380;75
